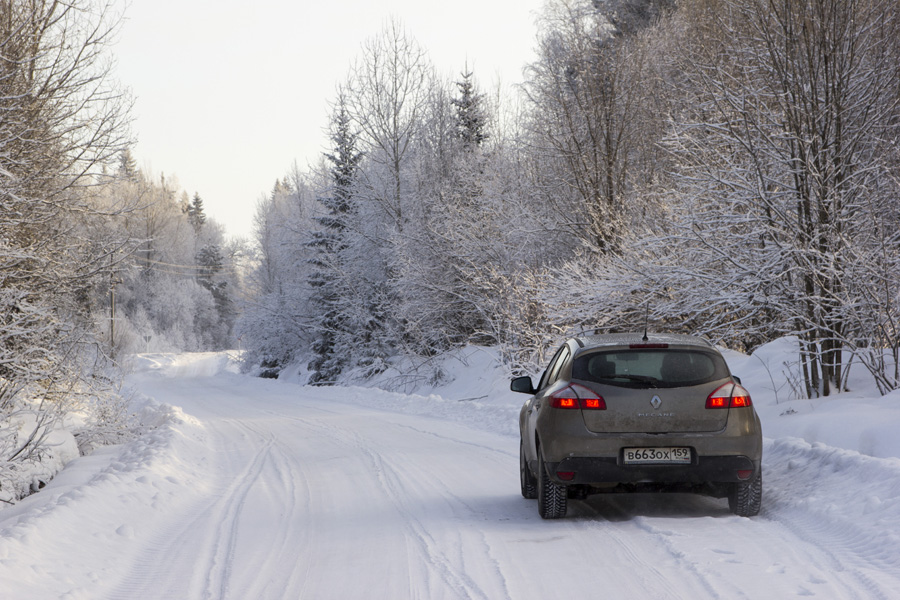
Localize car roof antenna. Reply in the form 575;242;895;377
642;305;650;342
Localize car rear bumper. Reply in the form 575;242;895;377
546;454;759;485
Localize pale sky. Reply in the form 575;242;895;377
112;0;545;239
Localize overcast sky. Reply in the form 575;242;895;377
111;0;544;239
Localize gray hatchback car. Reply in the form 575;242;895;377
513;333;762;519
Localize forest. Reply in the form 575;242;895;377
2;0;899;500
247;0;900;399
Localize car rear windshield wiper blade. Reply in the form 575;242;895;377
603;374;660;387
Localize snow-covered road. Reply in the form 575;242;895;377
2;353;899;599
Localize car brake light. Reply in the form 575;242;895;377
629;343;669;349
549;384;606;410
582;398;604;409
706;382;753;409
552;397;578;409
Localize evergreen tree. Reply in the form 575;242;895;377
195;243;234;346
118;148;139;181
196;244;224;290
187;193;207;232
451;67;488;151
307;95;363;384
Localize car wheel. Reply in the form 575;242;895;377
520;439;538;499
537;450;567;519
729;471;762;517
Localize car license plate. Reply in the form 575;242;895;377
623;447;691;464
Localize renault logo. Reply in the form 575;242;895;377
650;395;662;409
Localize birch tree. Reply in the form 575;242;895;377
346;18;432;234
337;19;434;371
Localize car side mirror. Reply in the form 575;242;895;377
733;375;742;384
510;376;536;395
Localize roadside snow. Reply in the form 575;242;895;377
726;337;900;460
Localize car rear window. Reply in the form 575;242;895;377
572;350;729;388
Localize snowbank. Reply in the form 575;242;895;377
0;419;80;505
0;354;222;508
129;352;240;379
725;337;900;460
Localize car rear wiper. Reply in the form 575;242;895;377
603;374;660;387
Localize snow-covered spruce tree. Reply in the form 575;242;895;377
195;243;234;349
452;68;489;151
645;0;900;396
189;191;237;350
187;193;207;233
307;94;363;384
1;0;134;500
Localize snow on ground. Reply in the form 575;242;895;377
1;340;899;598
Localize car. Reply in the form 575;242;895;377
512;332;762;519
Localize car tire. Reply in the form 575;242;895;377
537;450;567;519
729;471;762;517
520;439;538;499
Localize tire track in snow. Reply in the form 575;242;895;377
756;438;900;599
576;435;900;600
762;507;892;600
292;410;502;600
224;430;310;600
585;513;705;598
201;424;276;600
104;418;286;600
379;420;520;599
363;443;492;599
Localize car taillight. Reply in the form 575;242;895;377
706;382;753;409
551;397;579;409
549;384;606;410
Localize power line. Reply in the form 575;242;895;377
131;255;222;274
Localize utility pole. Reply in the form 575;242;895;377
110;277;116;357
109;254;120;359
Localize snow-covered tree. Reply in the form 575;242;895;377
452;67;489;151
307;95;363;384
236;175;319;374
93;168;239;353
1;0;135;499
187;193;207;233
346;18;432;234
523;0;661;253
633;0;900;395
